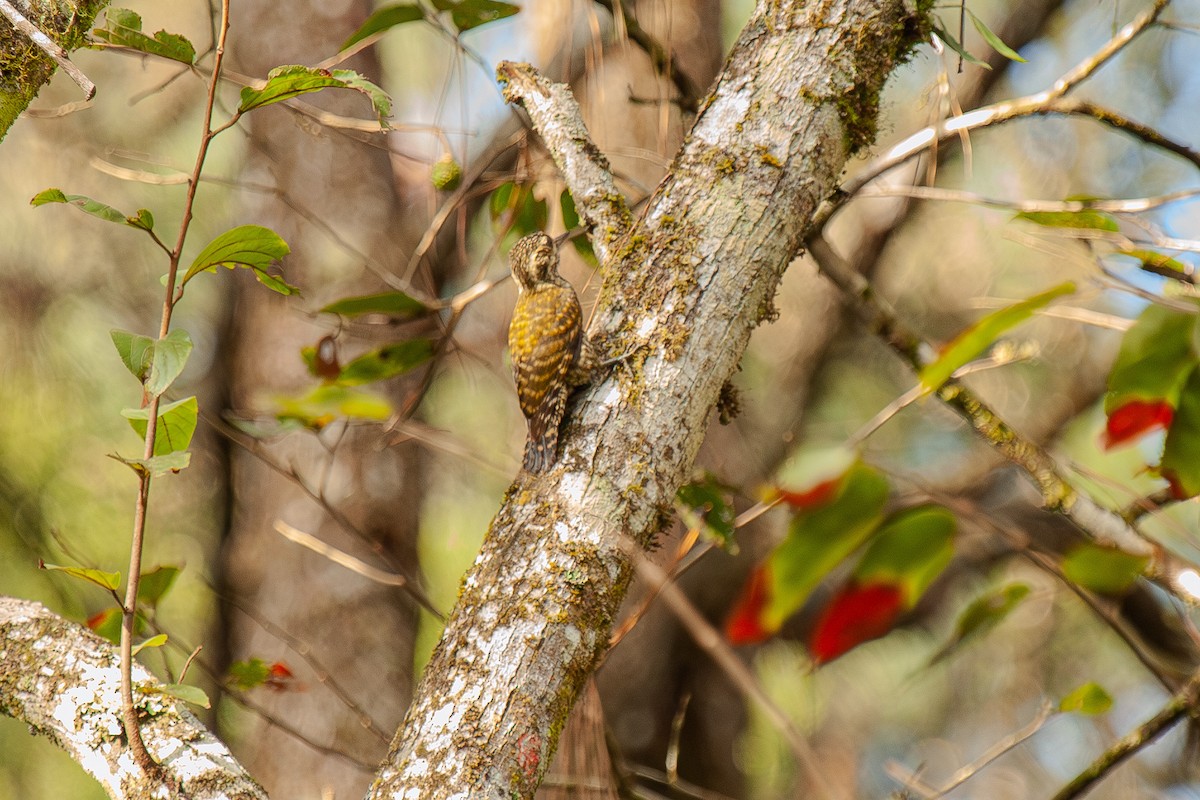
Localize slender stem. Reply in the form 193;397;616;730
117;0;233;775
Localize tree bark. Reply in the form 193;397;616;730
368;2;932;797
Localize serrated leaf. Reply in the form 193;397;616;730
137;565;180;607
762;462;890;631
109;451;192;477
1105;304;1199;416
676;473;737;549
964;8;1026;63
1061;543;1148;595
1060;682;1113;715
145;329;193;397
920;282;1075;391
149;682;210;708
40;561;120;591
1162;365;1200;499
239;65;392;123
111;329;156;382
931;583;1030;664
275;385;393;428
337;340;435;385
431;0;520;32
933;24;991;69
183;225;292;292
342;3;425;50
321;291;430;319
1016;209;1119;232
853;504;955;605
132;633;168;656
123;396;198;456
93;8;196;64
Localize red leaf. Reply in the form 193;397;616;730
85;610;111;630
777;476;841;509
725;565;774;645
809;581;904;664
1103;400;1173;450
266;661;297;691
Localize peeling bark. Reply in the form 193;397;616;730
369;2;931;798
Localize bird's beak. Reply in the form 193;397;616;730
553;231;572;247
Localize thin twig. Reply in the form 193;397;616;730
0;0;95;98
593;0;702;113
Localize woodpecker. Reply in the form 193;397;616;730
508;231;597;473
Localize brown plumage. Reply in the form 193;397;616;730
508;232;596;473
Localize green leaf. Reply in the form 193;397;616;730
31;188;155;229
40;561;121;592
239;65;392;123
920;282;1075;391
93;8;196;64
1060;682;1113;715
1162;365;1200;498
87;607;125;643
109;451;192;477
137;565;181;607
1117;249;1192;281
676;473;737;549
964;8;1026;63
275;385;393;428
337;340;434;385
227;658;272;690
932;24;991;69
1016;209;1119;232
763;462;890;630
1061;543;1148;595
111;329;156;382
1105;304;1199;414
852;505;955;606
931;582;1030;664
123;396;198;456
342;3;425;50
183;225;294;294
132;633;168;656
148;682;211;709
321;291;430;319
431;0;520;32
489;182;548;237
559;191;597;267
146;329;193;397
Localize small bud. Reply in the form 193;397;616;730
431;153;462;191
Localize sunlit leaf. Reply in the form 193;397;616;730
31;188;153;229
932;24;991;69
145;329;193;397
431;0;520;32
809;581;905;664
123;396;198;456
920;282;1075;392
1105;304;1199;416
337;339;435;385
320;291;430;319
183;225;292;293
676;473;737;549
132;633;168;656
341;3;425;50
771;446;858;509
110;329;156;382
964;8;1026;63
1060;682;1113;715
1016;209;1119;232
137;565;181;607
93;8;196;64
1162;365;1200;499
930;582;1030;664
239;65;392;123
1061;543;1147;595
762;462;890;631
40;560;120;591
275;385;393;428
109;451;192;477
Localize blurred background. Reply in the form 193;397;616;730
4;0;1200;797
